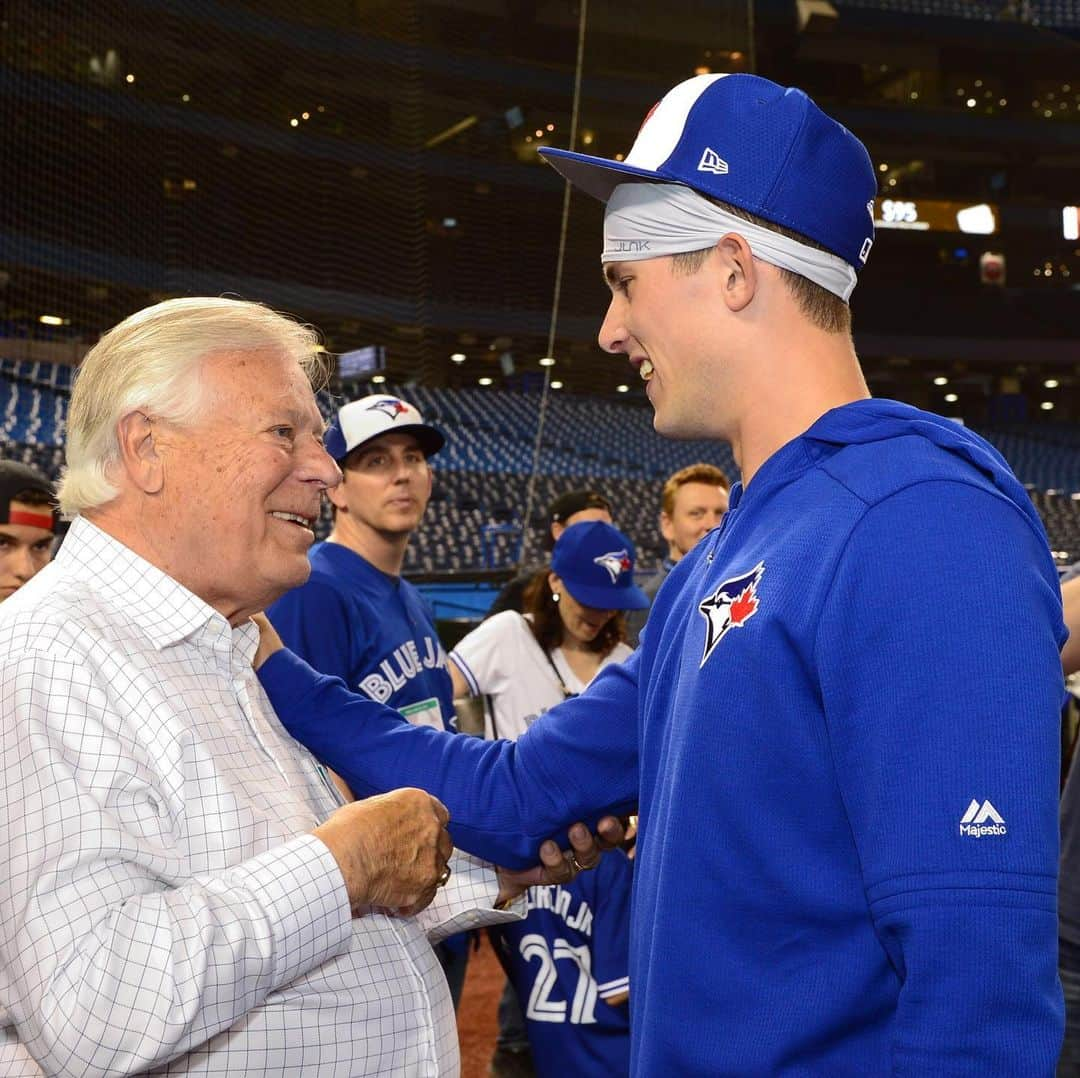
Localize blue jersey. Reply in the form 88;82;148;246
491;850;632;1078
267;541;454;731
260;400;1067;1076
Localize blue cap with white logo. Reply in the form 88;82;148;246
324;395;445;463
551;521;650;611
538;73;877;273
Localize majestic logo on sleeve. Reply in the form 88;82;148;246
368;397;409;419
959;799;1006;837
593;549;632;583
697;561;764;668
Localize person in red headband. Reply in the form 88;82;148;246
0;461;57;602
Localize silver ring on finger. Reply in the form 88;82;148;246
437;864;452;888
568;852;583;873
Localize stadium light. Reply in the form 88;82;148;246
1064;206;1079;242
956;204;995;235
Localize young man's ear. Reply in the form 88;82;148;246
115;411;164;494
714;232;757;313
327;480;349;512
659;511;675;544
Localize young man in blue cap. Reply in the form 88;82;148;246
259;74;1066;1074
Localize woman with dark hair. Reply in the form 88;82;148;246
449;520;649;741
448;520;648;1078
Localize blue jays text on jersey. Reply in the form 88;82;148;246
358;635;447;703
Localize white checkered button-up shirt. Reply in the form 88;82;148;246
0;517;515;1077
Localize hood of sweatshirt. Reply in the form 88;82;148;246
800;397;1047;540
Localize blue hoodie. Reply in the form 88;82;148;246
261;400;1066;1076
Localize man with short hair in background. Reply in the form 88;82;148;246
625;462;728;645
0;461;57;602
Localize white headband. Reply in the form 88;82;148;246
602;183;857;302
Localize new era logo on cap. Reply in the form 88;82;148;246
697;147;728;175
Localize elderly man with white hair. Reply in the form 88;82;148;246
0;297;601;1078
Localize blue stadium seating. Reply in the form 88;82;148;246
5;360;1080;571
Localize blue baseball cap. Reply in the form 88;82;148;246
539;73;877;273
324;395;445;463
551;521;650;611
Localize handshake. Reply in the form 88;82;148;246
314;787;624;915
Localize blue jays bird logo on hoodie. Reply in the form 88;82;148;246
698;562;764;667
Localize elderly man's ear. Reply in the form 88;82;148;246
116;411;166;495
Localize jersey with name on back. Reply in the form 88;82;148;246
491;848;632;1078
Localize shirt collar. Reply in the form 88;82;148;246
315;540;400;591
59;516;259;662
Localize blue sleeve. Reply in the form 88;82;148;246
266;579;355;687
259;648;641;867
814;481;1064;1075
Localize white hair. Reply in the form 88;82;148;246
58;297;324;518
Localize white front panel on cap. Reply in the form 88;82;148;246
625;73;729;171
339;396;422;449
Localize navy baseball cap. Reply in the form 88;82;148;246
539;73;877;272
324;395;445;463
544;488;612;550
551;521;650;611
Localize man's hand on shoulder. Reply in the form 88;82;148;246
313;788;453;917
495;816;627;906
250;611;284;670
